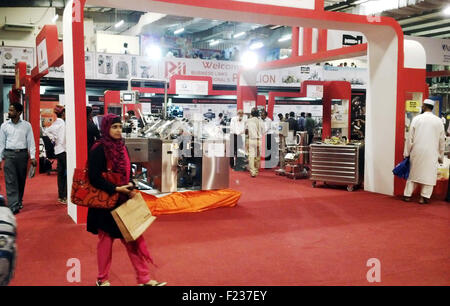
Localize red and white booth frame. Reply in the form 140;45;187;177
13;24;64;175
265;80;352;141
65;0;428;223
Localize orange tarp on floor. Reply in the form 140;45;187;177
140;189;241;216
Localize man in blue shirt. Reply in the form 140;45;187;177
0;103;37;214
298;112;306;131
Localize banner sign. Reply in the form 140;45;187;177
406;36;450;65
0;47;367;89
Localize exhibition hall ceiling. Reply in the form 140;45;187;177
0;0;449;44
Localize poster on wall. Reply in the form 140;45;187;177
96;53;132;80
131;56;160;79
47;52;94;79
350;93;366;140
0;46;34;75
40;101;59;127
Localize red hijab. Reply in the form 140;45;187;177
98;114;130;185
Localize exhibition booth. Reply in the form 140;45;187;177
8;0;441;224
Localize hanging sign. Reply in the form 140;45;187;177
175;80;208;95
37;39;49;73
306;84;324;98
406;100;421;113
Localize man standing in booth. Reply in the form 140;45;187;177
404;99;445;204
43;105;67;204
229;109;246;170
245;108;263;178
0;103;37;214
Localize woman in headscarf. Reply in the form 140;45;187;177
87;114;166;286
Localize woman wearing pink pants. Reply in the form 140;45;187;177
87;114;166;286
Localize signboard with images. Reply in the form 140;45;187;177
47;52;95;79
0;46;34;75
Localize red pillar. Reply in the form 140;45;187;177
292;27;299;57
28;79;41;166
303;28;313;56
72;0;88;223
317;29;328;53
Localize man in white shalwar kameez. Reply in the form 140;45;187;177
403;99;445;204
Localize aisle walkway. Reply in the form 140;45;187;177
5;170;450;286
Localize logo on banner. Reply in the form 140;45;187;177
72;0;83;23
342;35;363;46
366;14;381;23
165;61;187;78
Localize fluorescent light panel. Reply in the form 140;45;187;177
114;20;124;28
249;42;264;50
210;40;220;46
444;6;450;15
234;31;246;38
174;28;184;34
278;34;292;42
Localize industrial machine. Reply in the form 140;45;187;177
125;116;229;193
275;127;310;179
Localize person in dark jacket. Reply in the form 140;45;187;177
287;112;299;132
87;113;166;287
305;113;316;145
86;106;100;154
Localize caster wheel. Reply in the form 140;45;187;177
347;185;354;192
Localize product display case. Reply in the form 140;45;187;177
331;99;350;139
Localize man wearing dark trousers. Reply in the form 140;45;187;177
43;105;66;204
0;103;37;214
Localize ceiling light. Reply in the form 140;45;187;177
174;28;184;34
233;32;246;38
270;25;282;30
241;51;258;69
278;34;292;42
146;45;161;60
352;0;369;4
444;6;450;15
210;40;220;46
114;20;124;28
52;14;59;23
249;42;264;50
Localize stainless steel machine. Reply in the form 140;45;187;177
276;130;310;179
125;117;229;193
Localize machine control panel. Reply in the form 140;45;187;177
120;90;138;104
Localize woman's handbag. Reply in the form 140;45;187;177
71;161;120;209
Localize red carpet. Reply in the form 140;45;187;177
4;170;450;286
